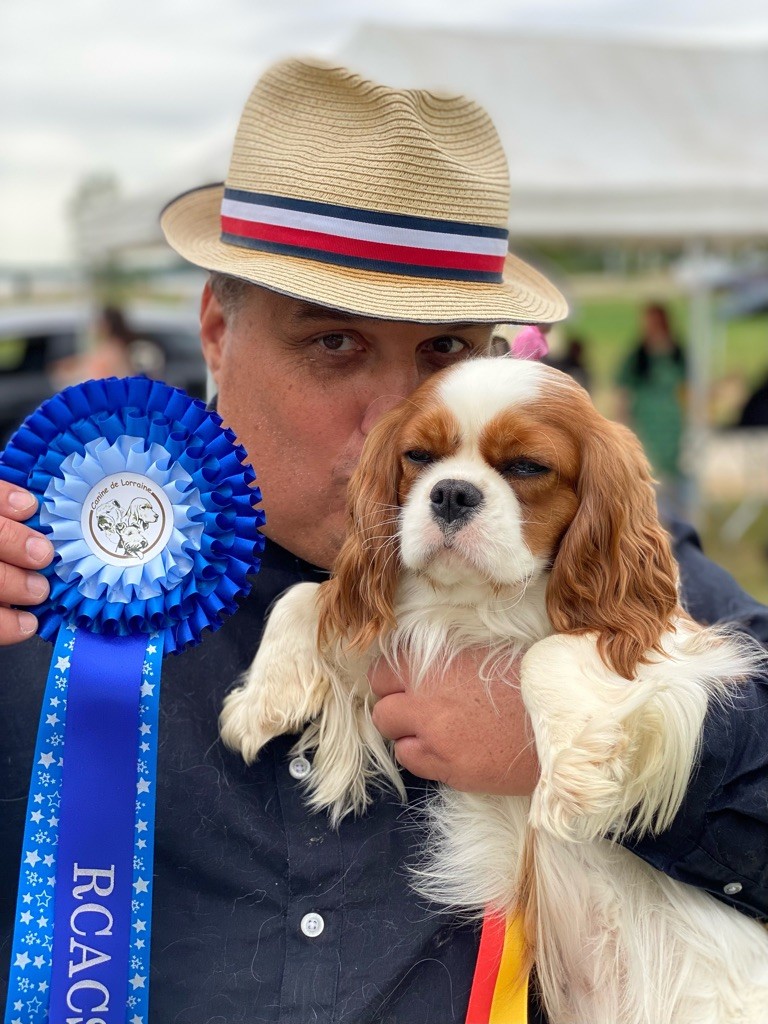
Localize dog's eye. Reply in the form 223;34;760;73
502;458;550;478
405;449;434;464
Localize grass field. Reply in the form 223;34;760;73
558;281;768;605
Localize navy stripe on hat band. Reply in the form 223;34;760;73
223;188;510;241
220;232;506;283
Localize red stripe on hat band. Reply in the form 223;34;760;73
220;216;506;274
465;912;507;1024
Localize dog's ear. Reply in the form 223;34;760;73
547;418;679;679
318;405;407;652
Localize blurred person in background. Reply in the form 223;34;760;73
50;304;164;386
51;304;136;385
545;334;591;392
616;302;687;518
737;367;768;428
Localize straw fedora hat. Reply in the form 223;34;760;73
161;58;567;325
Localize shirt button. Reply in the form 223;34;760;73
289;756;311;780
723;881;743;896
300;912;325;938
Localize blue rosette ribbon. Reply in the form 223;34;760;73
1;377;264;1024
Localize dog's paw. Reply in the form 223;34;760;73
219;581;329;763
522;633;638;842
530;718;632;842
219;681;295;763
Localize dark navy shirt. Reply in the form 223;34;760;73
1;526;766;1022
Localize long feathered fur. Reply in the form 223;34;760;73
220;358;768;1024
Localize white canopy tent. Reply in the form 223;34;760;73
336;26;768;242
75;24;768;254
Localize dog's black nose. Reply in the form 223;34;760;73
429;479;483;525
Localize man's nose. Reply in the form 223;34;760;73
360;369;420;435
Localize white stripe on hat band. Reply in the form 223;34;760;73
220;198;509;258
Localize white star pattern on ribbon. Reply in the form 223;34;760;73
125;638;163;1020
6;631;71;1021
7;628;164;1023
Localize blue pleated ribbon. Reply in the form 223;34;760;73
1;378;263;1024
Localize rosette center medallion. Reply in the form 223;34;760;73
82;471;173;565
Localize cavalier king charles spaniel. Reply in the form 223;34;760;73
221;357;768;1024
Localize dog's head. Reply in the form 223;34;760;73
320;357;678;679
127;498;159;528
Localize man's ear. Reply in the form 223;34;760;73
199;281;227;382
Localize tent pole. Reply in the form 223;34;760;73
685;238;713;529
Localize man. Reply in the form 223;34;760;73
1;58;767;1023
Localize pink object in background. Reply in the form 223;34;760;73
509;325;549;360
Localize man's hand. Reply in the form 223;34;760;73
0;482;53;643
369;649;540;796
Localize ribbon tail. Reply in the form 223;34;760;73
4;626;74;1024
465;910;529;1024
48;629;148;1024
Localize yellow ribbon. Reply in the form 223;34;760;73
488;913;528;1023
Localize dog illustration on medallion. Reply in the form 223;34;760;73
95;496;161;559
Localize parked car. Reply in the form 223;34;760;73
0;304;206;444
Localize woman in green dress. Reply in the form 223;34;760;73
617;303;687;518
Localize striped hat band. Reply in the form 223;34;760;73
220;188;510;284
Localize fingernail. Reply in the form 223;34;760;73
26;536;53;563
18;611;38;635
26;574;49;600
8;490;35;512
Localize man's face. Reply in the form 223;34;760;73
200;282;493;569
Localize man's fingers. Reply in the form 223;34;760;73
0;561;50;606
391;737;445;782
0;485;47;643
367;658;408;699
0;606;39;644
0;513;53;571
371;693;418;742
371;697;447;781
0;483;38;521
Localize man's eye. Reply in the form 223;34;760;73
404;449;434;464
502;458;550;478
427;336;469;356
316;332;358;352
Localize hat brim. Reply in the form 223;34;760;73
160;184;568;325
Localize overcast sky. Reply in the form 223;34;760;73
2;0;767;267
